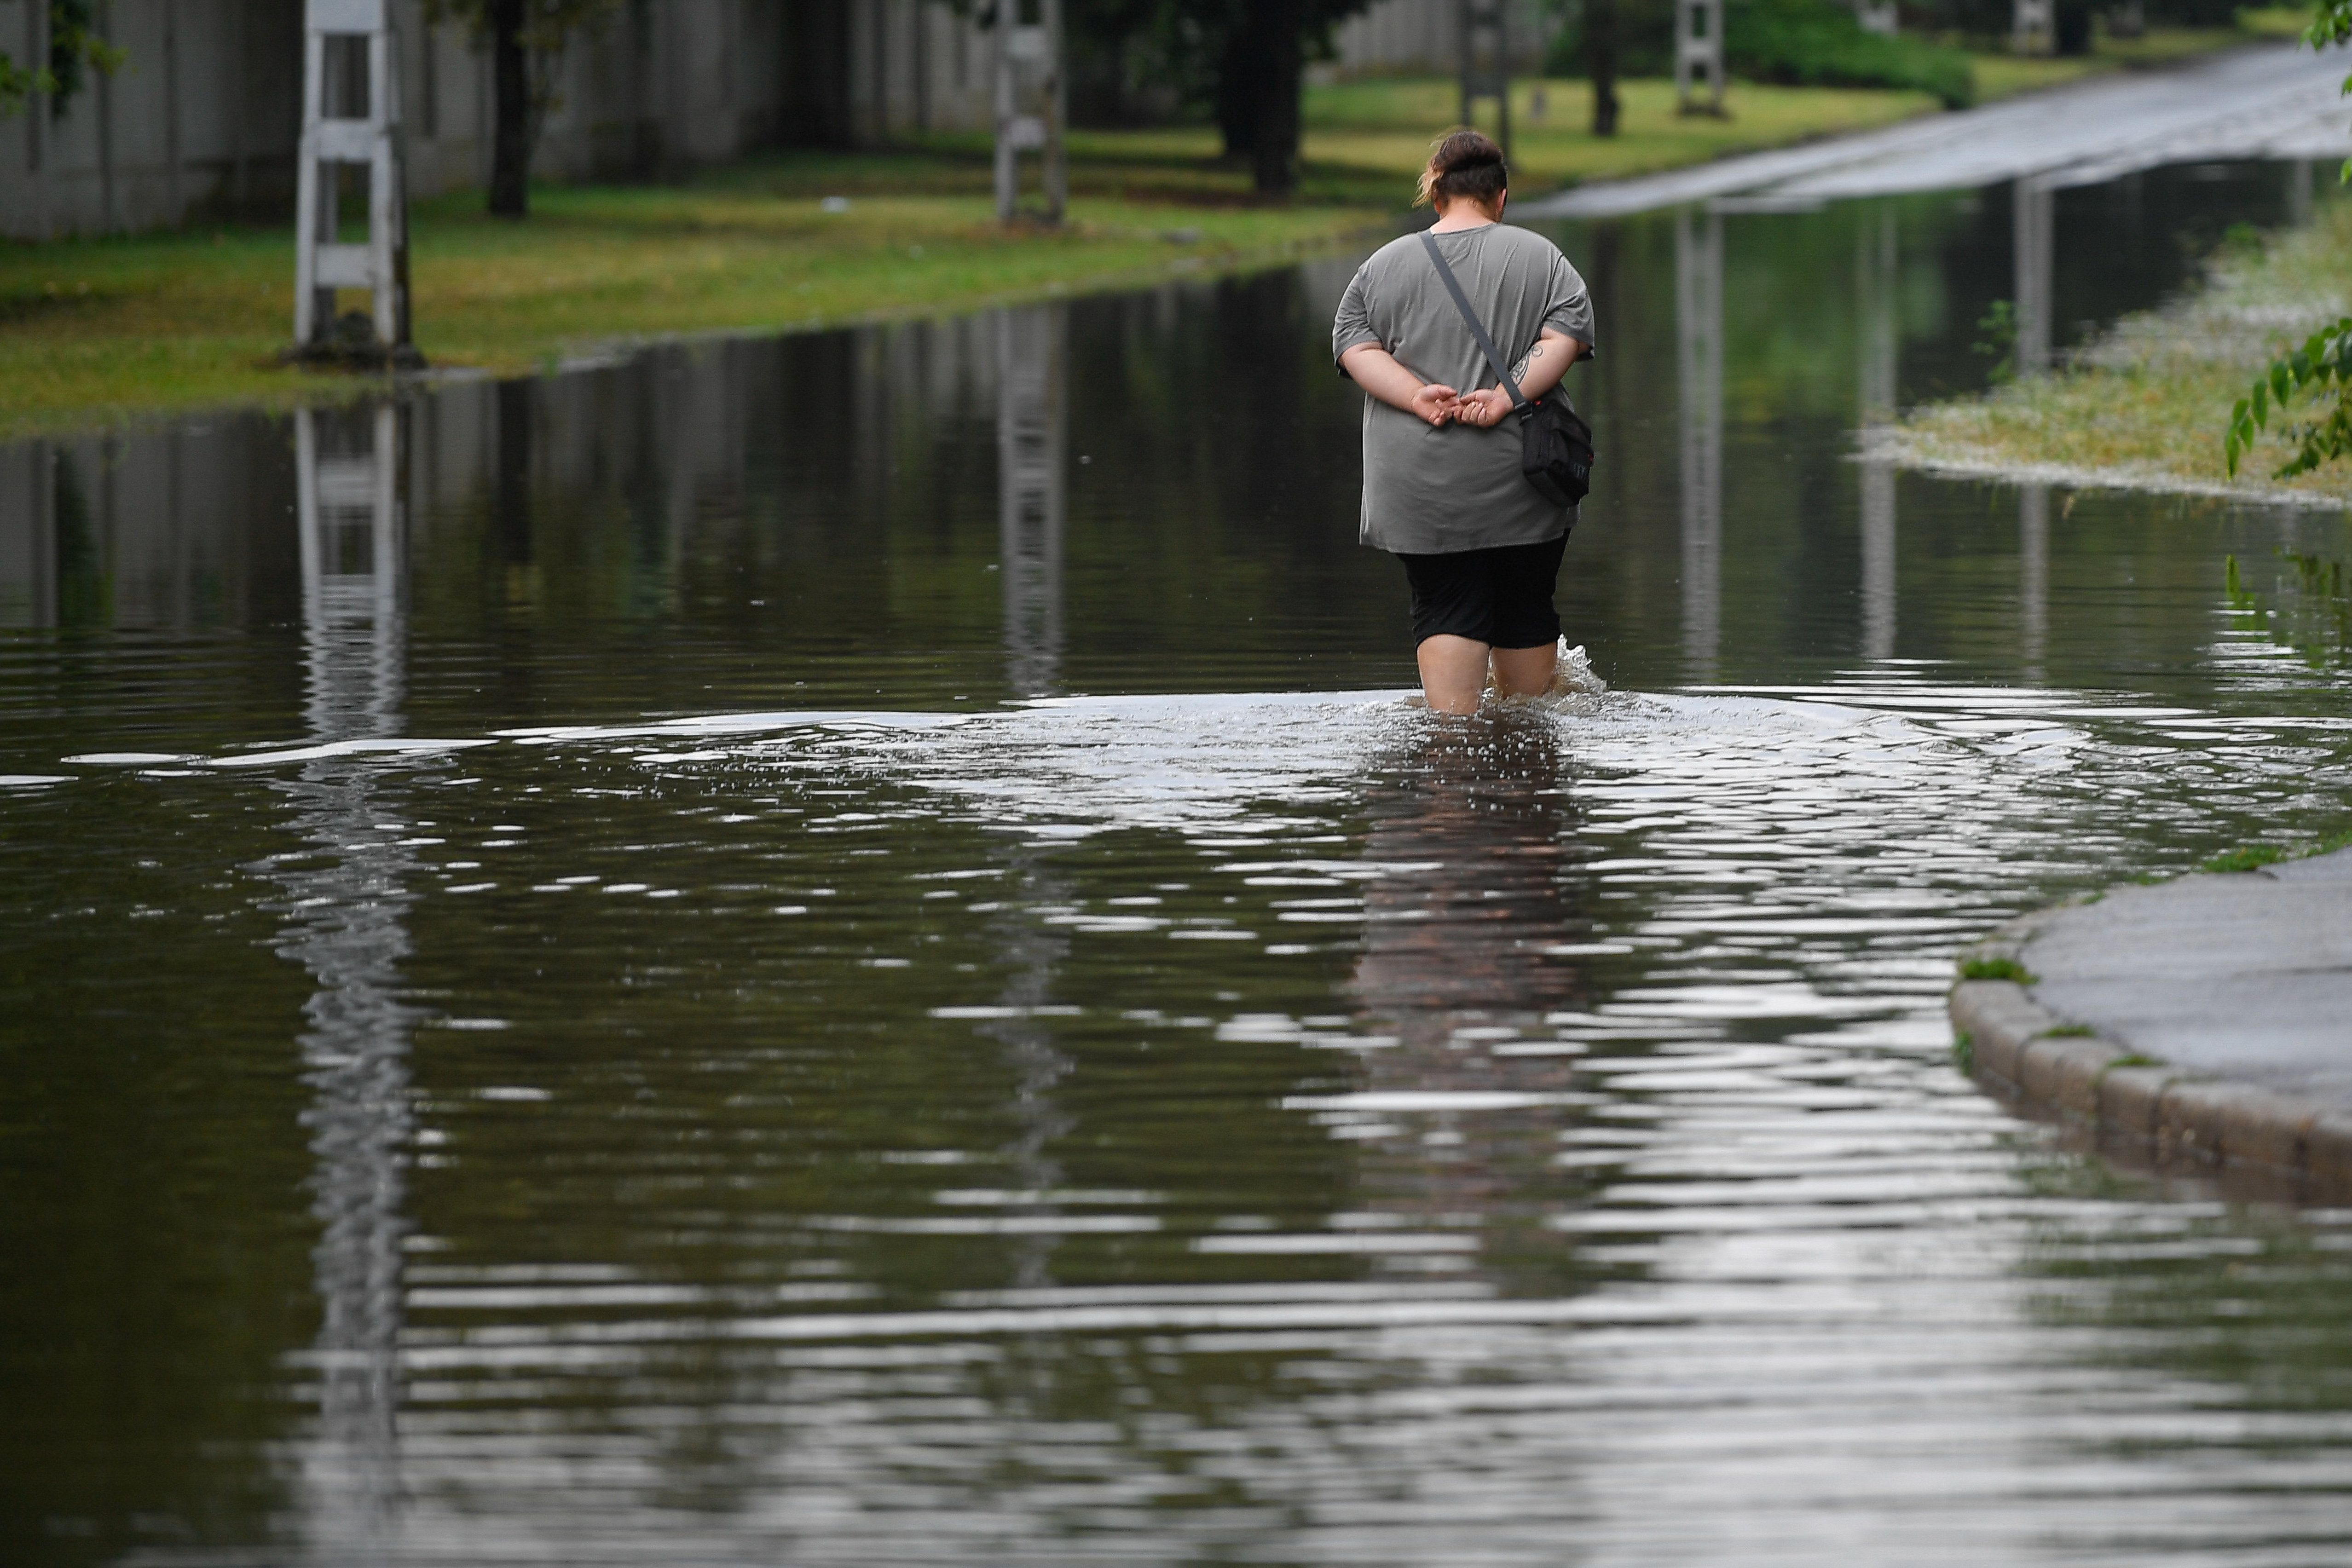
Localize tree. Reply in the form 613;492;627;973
426;0;620;218
1153;0;1370;195
2222;0;2351;478
0;1;123;120
1587;0;1620;136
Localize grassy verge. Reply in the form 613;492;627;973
1878;196;2352;505
1965;22;2274;99
0;28;2268;436
0;75;1946;435
0;188;1380;437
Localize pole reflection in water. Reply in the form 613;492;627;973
986;290;1079;1284
998;306;1066;699
2012;177;2054;378
1350;716;1587;1282
1677;209;1724;680
1858;203;1899;663
980;853;1076;1294
281;404;419;1556
2020;482;2050;682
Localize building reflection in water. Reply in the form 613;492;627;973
1677;209;1724;681
1348;715;1588;1284
278;404;419;1556
998;306;1066;699
1856;202;1899;663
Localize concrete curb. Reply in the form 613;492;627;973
1952;910;2352;1203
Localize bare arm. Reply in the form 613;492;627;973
1456;329;1587;428
1339;342;1461;428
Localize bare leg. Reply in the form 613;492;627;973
1416;634;1491;715
1491;641;1559;698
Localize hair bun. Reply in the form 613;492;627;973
1418;129;1509;208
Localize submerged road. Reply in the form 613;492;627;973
1519;42;2352;217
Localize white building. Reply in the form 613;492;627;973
0;0;1553;240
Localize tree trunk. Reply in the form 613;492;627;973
488;0;530;218
2054;0;2093;55
496;377;534;562
1247;0;1302;197
1588;0;1620;138
1214;28;1256;161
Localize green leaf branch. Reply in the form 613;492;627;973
2218;0;2351;480
2227;318;2352;479
0;0;127;120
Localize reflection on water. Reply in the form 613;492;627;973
4;161;2352;1563
1858;203;1898;663
283;405;416;1556
998;307;1067;699
1676;208;1723;682
2013;177;2056;377
1349;717;1588;1292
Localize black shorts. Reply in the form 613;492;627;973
1395;535;1567;649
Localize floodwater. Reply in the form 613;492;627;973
7;161;2352;1566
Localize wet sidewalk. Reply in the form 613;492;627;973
1953;847;2352;1197
1521;42;2352;218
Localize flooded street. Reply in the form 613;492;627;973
8;162;2352;1563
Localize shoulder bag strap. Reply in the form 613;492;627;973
1420;229;1531;416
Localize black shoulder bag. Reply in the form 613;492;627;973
1419;230;1594;510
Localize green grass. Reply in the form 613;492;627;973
2202;842;2295;873
2043;1022;2098;1037
0;24;2268;434
1959;956;2037;983
0;75;1948;434
1303;75;1937;190
2198;826;2352;875
1953;1031;1976;1074
1884;197;2352;504
0;181;1380;435
2236;4;2319;40
1965;23;2271;99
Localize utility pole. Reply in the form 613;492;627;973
994;0;1066;224
1457;0;1510;160
293;0;419;368
1675;0;1726;117
2011;0;2054;56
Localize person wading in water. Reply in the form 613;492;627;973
1332;130;1595;715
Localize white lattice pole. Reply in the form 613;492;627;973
2012;0;2054;56
1676;0;1725;116
994;0;1066;225
295;0;416;364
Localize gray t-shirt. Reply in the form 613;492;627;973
1332;223;1595;554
